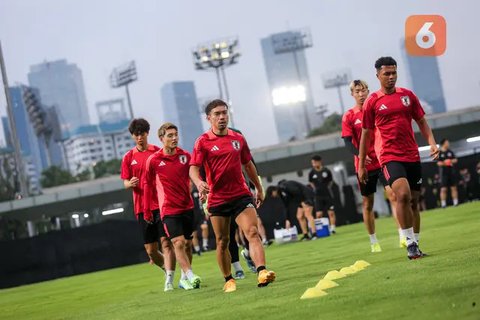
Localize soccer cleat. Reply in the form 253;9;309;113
419;249;428;257
190;274;202;289
257;269;276;287
202;245;209;252
311;236;318;240
371;242;382;253
234;270;245;280
241;249;256;273
300;234;311;241
179;279;194;290
407;243;422;260
399;238;407;248
223;279;237;293
164;282;174;292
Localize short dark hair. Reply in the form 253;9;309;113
205;99;228;115
128;118;150;135
311;155;322;161
375;56;397;71
158;122;178;137
440;138;448;146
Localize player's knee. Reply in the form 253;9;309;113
396;191;411;204
244;225;259;241
145;246;159;258
172;238;186;249
216;235;230;250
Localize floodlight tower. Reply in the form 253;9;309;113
271;28;313;133
110;61;137;119
192;37;240;127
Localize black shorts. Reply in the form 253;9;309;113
315;195;334;212
137;210;166;244
208;196;255;219
163;210;195;240
382;161;422;191
357;169;388;196
440;172;457;188
193;207;206;227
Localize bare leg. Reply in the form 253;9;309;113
210;216;232;277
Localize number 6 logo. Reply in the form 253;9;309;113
405;15;446;56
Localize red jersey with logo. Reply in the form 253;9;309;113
143;147;194;218
120;144;160;216
190;129;252;209
342;105;381;172
362;87;425;165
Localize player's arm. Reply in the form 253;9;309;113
451;151;458;164
121;154;138;189
343;136;359;156
415;117;439;160
189;165;209;199
358;128;372;183
142;158;156;223
243;160;264;207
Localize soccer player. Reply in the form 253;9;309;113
342;79;383;252
143;122;202;290
190;99;275;293
437;138;459;207
120;118;175;291
277;179;317;240
308;155;337;233
358;56;439;260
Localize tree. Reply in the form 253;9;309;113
307;113;342;137
93;159;122;179
41;166;76;188
0;155;16;201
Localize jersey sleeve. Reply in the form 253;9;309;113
341;112;353;138
325;168;333;183
120;152;131;180
308;170;314;183
190;137;205;167
362;96;376;130
410;92;426;121
240;135;253;165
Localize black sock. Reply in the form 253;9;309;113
257;266;266;273
225;275;234;282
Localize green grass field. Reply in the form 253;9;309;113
1;202;479;320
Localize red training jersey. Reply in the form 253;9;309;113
143;147;194;219
362;87;425;166
190;129;252;209
120;144;160;216
342;105;381;172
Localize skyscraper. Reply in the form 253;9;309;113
261;30;322;142
161;81;204;152
402;42;447;113
28;59;90;133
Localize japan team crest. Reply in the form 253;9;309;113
232;140;241;150
179;155;187;164
401;96;411;107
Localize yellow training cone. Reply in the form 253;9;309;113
353;260;371;270
300;287;328;299
324;270;346;280
315;279;339;290
350;264;363;272
339;266;357;275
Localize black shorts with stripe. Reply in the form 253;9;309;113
137;210;167;244
382;161;422;191
163;210;195;240
208;196;255;219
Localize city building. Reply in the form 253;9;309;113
28;59;90;133
161;81;203;151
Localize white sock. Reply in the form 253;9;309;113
194;245;200;252
441;200;446;207
232;261;243;272
181;270;187;280
185;269;195;281
369;234;378;244
402;228;415;246
414;233;420;243
398;228;403;240
243;248;250;257
166;270;175;284
202;239;208;247
453;198;458;206
330;225;336;232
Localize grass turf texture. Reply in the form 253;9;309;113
1;202;479;320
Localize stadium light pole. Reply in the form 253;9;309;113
271;28;313;133
0;41;29;197
110;61;137;119
192;37;240;128
322;69;351;115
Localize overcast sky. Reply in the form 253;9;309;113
1;0;479;148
